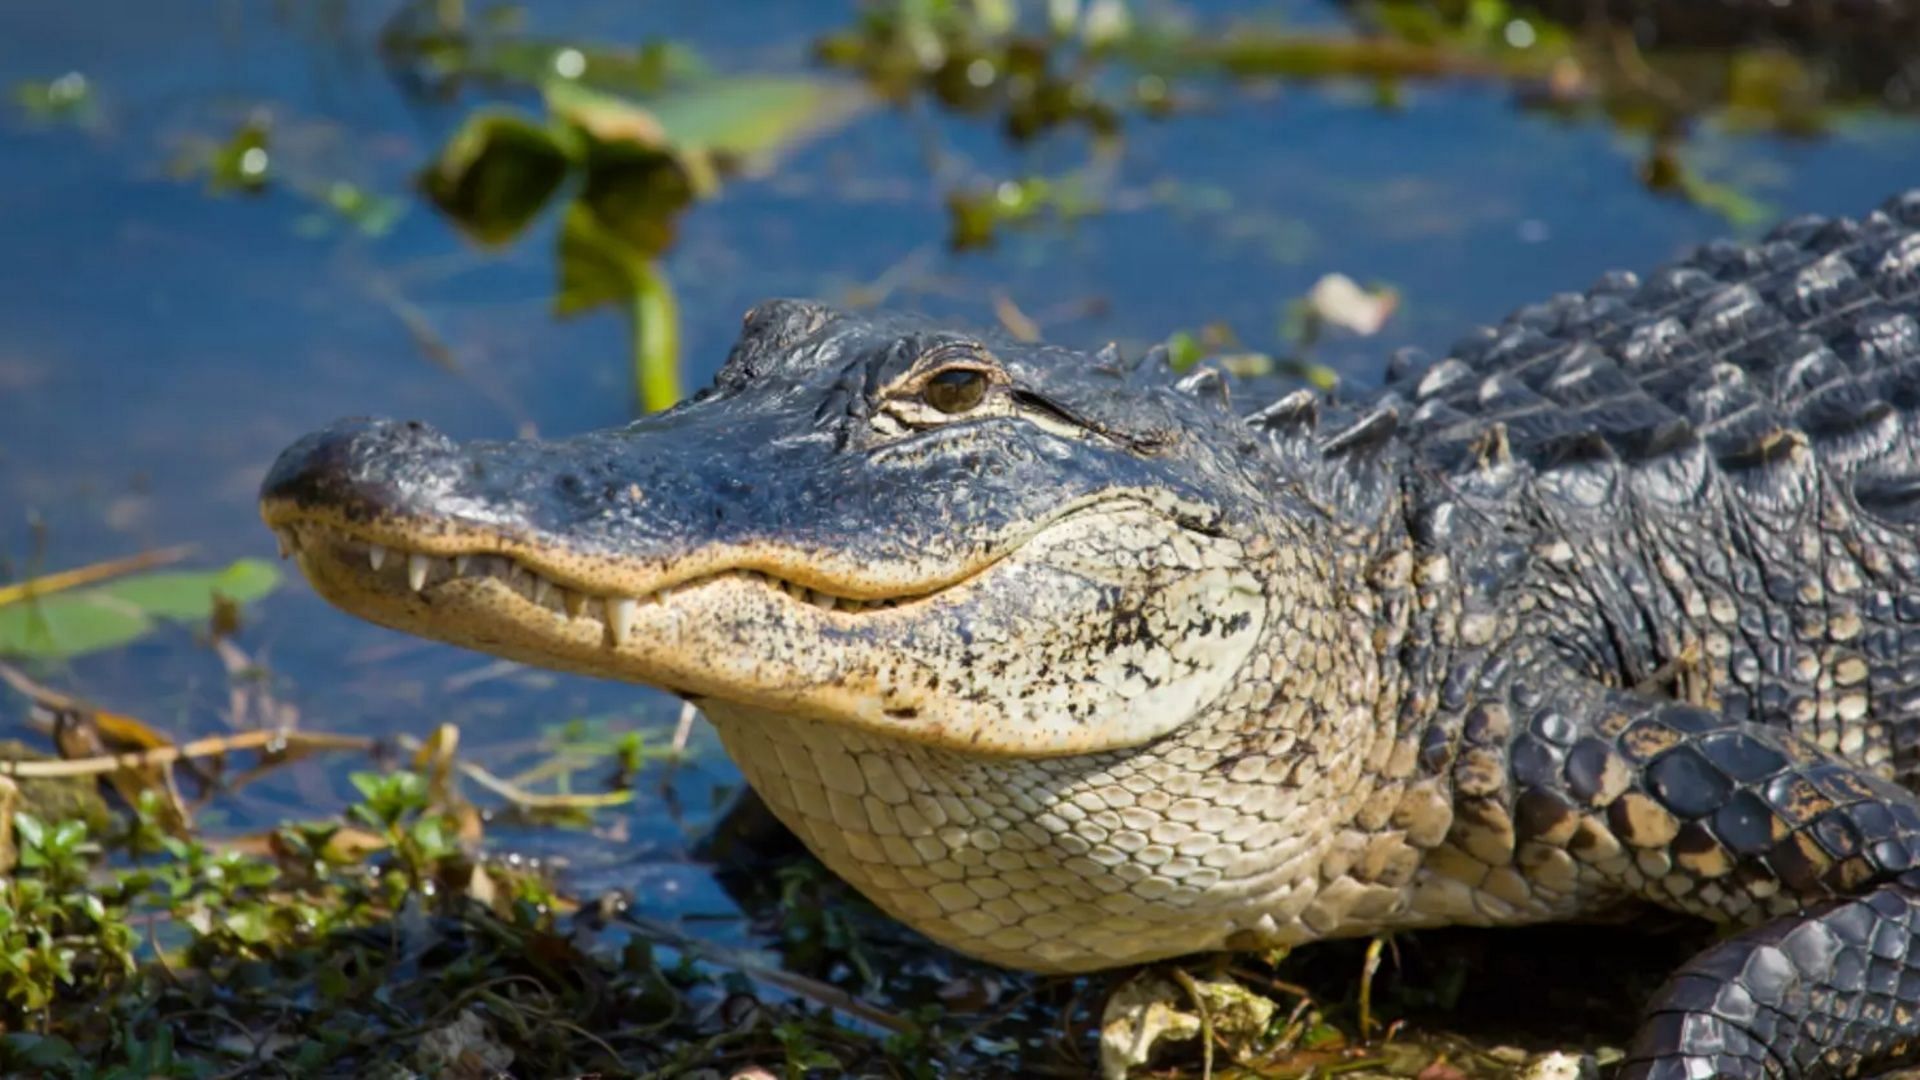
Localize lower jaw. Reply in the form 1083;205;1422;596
290;537;924;719
294;545;663;684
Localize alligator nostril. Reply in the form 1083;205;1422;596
259;416;459;507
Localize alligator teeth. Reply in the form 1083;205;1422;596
314;530;914;633
607;597;637;646
742;572;869;612
274;530;296;558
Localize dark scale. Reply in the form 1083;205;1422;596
1395;192;1920;1078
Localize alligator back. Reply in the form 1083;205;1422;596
1388;192;1920;784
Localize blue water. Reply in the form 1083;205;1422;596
3;0;1920;920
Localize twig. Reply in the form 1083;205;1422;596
671;701;698;754
991;292;1042;343
0;543;197;608
620;911;913;1034
1059;977;1093;1070
1357;934;1389;1042
0;661;84;713
546;1015;625;1068
1226;965;1314;1001
147;914;178;988
2;661;626;810
1169;967;1215;1080
0;729;374;778
442;658;525;694
394;734;632;811
952;977;1048;1048
840;242;936;309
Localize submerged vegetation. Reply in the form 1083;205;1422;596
5;0;1920;1074
388;3;865;412
823;0;1908;242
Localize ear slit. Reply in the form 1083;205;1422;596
1012;391;1171;453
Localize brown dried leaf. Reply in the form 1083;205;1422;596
52;707;191;834
0;776;19;873
412;722;462;809
318;825;390;863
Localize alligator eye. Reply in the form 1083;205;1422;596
923;368;989;414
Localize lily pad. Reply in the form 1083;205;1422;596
90;560;281;620
0;559;281;660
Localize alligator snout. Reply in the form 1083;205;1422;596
260;417;467;520
259;407;810;565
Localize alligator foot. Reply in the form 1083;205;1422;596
1624;871;1920;1079
1479;676;1920;1078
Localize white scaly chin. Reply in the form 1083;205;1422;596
700;505;1269;757
877;505;1268;756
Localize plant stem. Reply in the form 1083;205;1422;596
631;257;681;411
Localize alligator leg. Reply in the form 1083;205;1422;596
1623;873;1920;1079
1478;687;1920;1077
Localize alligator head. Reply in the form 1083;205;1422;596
262;300;1397;970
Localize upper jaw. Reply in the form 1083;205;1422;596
265;510;948;648
257;414;1001;604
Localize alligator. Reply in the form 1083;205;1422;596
262;190;1920;1078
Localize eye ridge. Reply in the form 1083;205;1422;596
922;367;989;414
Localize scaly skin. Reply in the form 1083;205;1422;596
264;191;1920;1077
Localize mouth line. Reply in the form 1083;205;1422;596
270;518;938;647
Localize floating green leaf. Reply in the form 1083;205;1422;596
418;110;574;247
0;596;149;661
89;560;281;620
640;77;866;162
0;559;281;660
544;75;865;199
